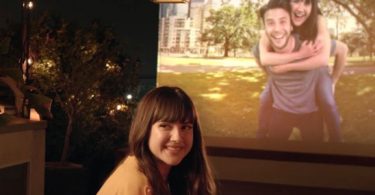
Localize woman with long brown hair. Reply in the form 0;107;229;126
98;86;216;195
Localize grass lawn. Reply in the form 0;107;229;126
344;56;375;66
159;55;375;68
158;70;375;144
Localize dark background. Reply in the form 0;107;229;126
0;0;159;94
1;1;159;194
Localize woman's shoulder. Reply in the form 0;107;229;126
97;156;151;195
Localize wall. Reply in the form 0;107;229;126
206;136;375;194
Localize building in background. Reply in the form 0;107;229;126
158;0;242;56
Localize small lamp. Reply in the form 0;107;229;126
0;105;4;115
29;108;40;121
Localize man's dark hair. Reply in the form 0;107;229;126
259;0;291;23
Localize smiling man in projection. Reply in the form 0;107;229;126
252;0;326;141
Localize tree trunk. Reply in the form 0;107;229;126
224;44;229;57
60;114;73;162
205;42;210;57
223;38;229;57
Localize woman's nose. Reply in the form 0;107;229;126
170;126;182;141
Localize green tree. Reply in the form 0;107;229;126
29;13;138;163
340;31;366;56
202;3;259;57
329;0;375;61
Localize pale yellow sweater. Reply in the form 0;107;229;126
97;155;152;195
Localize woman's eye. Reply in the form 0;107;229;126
159;123;172;130
182;125;193;131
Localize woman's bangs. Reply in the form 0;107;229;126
152;96;195;124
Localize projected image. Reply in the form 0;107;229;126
157;0;375;143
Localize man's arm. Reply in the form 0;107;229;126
252;43;267;73
270;16;331;73
258;31;319;66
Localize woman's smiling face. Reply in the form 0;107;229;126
290;0;312;27
148;121;193;168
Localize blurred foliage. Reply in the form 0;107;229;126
0;10;139;194
340;32;367;57
24;12;139;162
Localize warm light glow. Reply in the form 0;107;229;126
105;61;120;72
30;108;40;121
109;110;115;116
200;93;227;101
126;94;133;100
0;105;4;114
68;95;75;101
105;63;113;70
115;104;128;112
46;60;55;68
27;1;34;9
27;58;33;65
